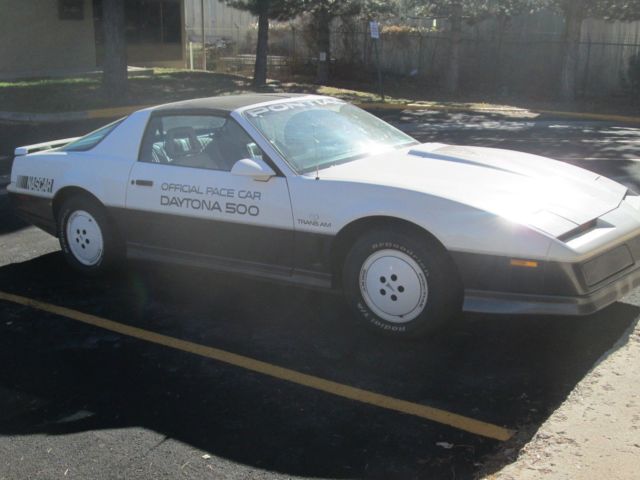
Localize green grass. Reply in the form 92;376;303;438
0;69;412;113
0;77;97;89
0;70;252;113
1;68;635;119
0;76;103;113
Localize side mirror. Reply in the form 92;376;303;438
230;158;276;182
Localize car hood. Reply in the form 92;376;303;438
317;143;627;237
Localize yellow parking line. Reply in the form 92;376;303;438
0;290;514;441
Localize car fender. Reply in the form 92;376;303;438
288;176;553;261
10;151;134;209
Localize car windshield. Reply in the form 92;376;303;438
243;98;418;174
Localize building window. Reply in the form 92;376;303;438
125;1;182;44
92;0;183;65
59;0;84;20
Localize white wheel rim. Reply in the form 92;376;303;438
359;249;428;324
66;210;104;266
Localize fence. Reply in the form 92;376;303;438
188;15;640;97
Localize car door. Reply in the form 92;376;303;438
123;112;295;270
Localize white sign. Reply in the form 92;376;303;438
369;21;379;39
319;51;327;62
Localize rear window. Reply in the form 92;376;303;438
61;118;125;152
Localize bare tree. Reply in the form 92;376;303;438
303;0;391;84
223;0;304;88
254;0;270;87
407;1;488;94
558;0;584;101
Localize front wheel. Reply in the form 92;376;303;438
57;196;122;274
342;228;462;338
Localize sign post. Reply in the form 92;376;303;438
201;0;207;71
370;20;385;102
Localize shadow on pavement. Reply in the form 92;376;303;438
0;194;30;235
0;211;28;235
0;253;638;478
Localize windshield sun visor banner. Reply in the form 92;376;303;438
244;98;346;118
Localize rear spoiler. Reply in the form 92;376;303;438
14;137;80;156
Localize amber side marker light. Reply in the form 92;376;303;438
510;259;539;268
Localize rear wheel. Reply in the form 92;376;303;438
342;228;462;338
57;196;122;274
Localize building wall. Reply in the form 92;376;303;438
127;43;185;68
124;0;186;69
184;0;255;44
91;0;186;70
0;0;97;77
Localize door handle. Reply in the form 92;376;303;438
134;179;154;187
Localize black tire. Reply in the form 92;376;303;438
342;227;462;338
57;195;123;275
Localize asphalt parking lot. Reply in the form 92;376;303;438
1;111;640;479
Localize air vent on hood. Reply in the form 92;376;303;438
558;219;599;243
408;146;519;174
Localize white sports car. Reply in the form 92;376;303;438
8;94;640;337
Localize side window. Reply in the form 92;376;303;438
139;114;263;171
62;117;125;152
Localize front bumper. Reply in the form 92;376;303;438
463;263;640;315
456;223;640;315
454;226;640;315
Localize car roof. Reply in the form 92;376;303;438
150;93;313;113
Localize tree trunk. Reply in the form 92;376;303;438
253;1;270;88
102;0;128;102
315;8;331;84
559;0;584;101
494;14;508;95
445;2;462;95
340;15;357;64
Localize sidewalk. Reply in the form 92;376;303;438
483;314;640;480
362;102;640;124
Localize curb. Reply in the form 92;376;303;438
1;102;639;125
85;105;152;119
0;111;87;123
535;108;640;124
